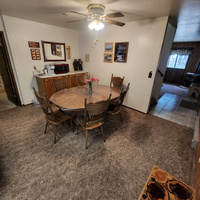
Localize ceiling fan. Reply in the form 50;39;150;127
67;4;125;31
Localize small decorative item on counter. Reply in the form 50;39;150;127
85;74;99;95
33;66;44;76
73;59;83;71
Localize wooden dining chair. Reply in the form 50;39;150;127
33;87;74;144
77;94;112;150
110;74;125;90
51;77;67;92
107;83;130;130
76;73;86;86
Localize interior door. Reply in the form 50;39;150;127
0;39;17;105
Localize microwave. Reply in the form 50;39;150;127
54;64;69;74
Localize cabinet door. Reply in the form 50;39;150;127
44;78;55;99
65;75;71;88
76;73;86;86
70;75;78;88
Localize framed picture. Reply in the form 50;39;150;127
104;53;113;63
105;42;113;52
114;42;129;63
30;49;41;60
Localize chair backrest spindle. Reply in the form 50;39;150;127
51;77;67;92
83;94;112;128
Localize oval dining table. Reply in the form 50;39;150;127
50;85;121;110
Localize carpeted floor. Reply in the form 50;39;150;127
0;105;194;199
160;83;189;98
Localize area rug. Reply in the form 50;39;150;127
179;99;197;111
138;165;196;200
0;105;194;199
160;83;189;98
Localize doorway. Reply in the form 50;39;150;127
0;31;21;111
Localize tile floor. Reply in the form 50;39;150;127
149;93;198;129
0;91;16;112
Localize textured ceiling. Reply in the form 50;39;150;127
0;0;200;42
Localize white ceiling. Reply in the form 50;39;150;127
0;0;200;42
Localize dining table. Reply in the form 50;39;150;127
50;84;121;111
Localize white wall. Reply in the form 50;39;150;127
0;16;5;31
79;17;168;113
151;22;176;102
2;15;79;105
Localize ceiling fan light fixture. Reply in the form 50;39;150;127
88;20;104;31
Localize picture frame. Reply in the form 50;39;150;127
30;49;41;60
114;42;129;63
105;42;113;52
104;53;113;63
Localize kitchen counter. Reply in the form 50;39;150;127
34;70;88;79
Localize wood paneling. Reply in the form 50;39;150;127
164;42;200;84
164;68;185;84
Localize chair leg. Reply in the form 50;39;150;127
54;125;57;144
119;112;123;122
77;124;80;135
44;122;48;134
85;130;88;150
101;126;106;142
114;116;117;130
70;119;75;132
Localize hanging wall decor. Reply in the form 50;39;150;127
66;46;71;59
105;42;113;52
114;42;129;63
28;41;40;48
30;49;41;60
104;53;113;63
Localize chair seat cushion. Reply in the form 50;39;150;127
80;121;103;130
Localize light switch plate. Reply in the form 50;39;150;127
85;54;89;62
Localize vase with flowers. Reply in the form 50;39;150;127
85;75;99;95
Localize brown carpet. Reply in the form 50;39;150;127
0;105;194;199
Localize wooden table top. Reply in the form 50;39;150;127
50;85;121;110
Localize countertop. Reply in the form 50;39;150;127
34;70;88;79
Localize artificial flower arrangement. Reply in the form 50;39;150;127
85;75;99;85
85;74;99;94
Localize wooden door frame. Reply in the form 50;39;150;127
0;31;21;105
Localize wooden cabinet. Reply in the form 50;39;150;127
36;72;87;99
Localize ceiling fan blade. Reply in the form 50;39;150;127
104;12;124;18
65;19;87;24
104;19;125;27
70;11;88;17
